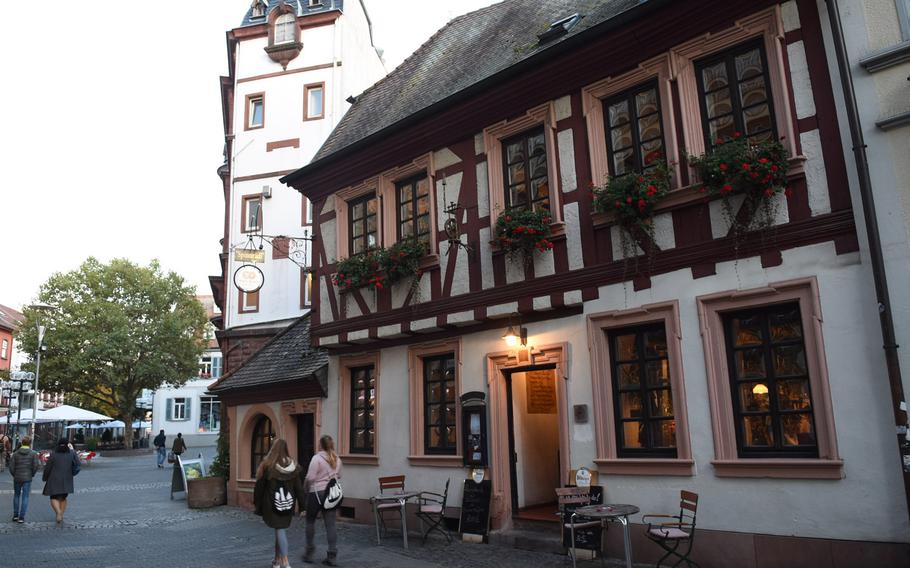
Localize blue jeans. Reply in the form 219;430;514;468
156;446;166;466
13;480;30;519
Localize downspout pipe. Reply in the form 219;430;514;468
824;0;910;519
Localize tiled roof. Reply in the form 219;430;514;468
0;304;24;332
240;0;343;27
308;0;646;164
208;314;327;394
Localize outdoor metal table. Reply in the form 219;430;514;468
575;503;640;568
371;490;422;549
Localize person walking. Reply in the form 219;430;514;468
302;435;342;566
0;432;11;472
153;430;167;468
42;437;80;525
253;439;304;568
171;432;186;458
9;435;40;523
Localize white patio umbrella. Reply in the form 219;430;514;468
38;405;112;422
132;420;151;429
64;423;87;430
98;420;125;429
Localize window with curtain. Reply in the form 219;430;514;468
695;41;776;148
723;302;818;458
607;324;677;457
602;82;665;177
502;127;550;212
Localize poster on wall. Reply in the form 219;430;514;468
526;370;557;414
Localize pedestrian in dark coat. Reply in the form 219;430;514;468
171;432;187;456
42;438;80;525
153;430;167;468
9;435;40;523
253;439;304;568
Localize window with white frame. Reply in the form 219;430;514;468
305;84;324;120
1;339;7;359
168;398;188;422
274;13;296;45
199;396;221;432
247;94;264;130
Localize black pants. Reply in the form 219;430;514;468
304;491;337;555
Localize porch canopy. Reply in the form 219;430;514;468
39;405;112;422
208;314;328;401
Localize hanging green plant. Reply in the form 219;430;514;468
494;208;554;264
689;134;791;234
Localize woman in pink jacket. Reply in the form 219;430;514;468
303;435;342;566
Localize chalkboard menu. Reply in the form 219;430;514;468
561;485;604;551
459;479;492;539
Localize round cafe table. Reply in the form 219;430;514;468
575;504;640;568
371;491;422;549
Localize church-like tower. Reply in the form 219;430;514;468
210;1;385;374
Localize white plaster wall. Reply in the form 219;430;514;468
151;379;219;448
322;241;910;542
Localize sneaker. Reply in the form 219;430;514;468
12;517;18;523
302;549;315;564
16;518;24;524
322;556;337;567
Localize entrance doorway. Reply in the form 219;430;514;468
506;366;560;522
295;414;315;476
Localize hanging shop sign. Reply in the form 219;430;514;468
526;370;557;414
234;249;266;263
234;264;265;293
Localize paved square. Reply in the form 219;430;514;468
0;451;642;567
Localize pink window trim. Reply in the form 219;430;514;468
407;339;463;465
582;54;683;190
696;276;843;479
669;6;801;168
337;352;381;466
586;300;695;476
483;101;563;224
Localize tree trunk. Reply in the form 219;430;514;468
120;411;134;448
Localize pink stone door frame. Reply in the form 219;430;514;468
486;343;570;530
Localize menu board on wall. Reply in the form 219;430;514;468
526;370;557;414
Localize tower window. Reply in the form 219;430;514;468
274;13;296;45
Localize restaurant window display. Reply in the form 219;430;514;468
607;324;677;457
722;302;818;458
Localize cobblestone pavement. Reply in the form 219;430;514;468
0;451;641;568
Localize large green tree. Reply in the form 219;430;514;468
18;258;208;446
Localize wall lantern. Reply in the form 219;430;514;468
502;313;527;347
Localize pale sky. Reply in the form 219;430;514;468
0;0;499;311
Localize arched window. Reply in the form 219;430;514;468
250;415;274;477
274;13;296;45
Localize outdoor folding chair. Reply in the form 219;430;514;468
643;490;700;568
556;487;605;568
372;475;406;542
416;479;451;544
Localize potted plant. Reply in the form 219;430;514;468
332;239;426;293
187;431;228;509
592;160;672;258
689;133;791;235
494;208;554;264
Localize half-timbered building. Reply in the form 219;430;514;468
278;0;910;563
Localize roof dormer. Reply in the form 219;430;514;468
250;0;268;20
264;3;302;69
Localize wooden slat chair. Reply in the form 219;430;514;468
556;487;605;568
642;490;700;568
372;475;406;543
416;479;451;544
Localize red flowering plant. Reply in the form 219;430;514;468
690;133;790;234
494;207;554;264
592;160;672;226
332;238;426;293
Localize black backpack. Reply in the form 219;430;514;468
272;479;295;516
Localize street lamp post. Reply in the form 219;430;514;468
7;372;34;448
27;302;56;442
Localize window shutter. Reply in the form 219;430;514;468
166;399;173;421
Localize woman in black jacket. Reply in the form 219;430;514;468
253;439;304;568
42;438;80;525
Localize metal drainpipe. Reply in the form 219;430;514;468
824;0;910;518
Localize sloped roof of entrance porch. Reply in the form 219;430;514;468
208;314;328;403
